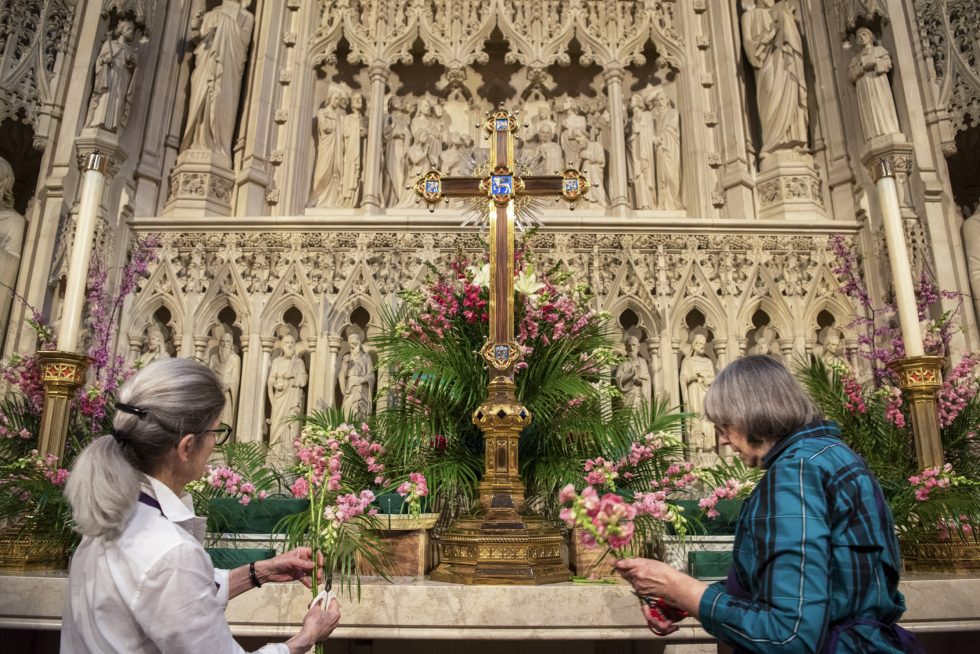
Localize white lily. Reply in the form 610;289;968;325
467;263;490;288
515;266;545;299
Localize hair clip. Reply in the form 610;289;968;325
116;402;148;418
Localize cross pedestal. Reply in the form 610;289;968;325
413;109;591;584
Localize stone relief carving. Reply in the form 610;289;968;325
268;331;307;460
914;0;980;134
85;19;138;131
650;90;682;210
209;329;242;429
339;331;375;421
615;335;652;410
0;157;26;333
679;329;716;460
741;0;809;156
848;28;901;141
383;96;412;206
180;0;255;162
627;92;656;209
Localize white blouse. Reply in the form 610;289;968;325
61;476;287;654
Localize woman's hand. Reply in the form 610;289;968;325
287;597;341;654
641;603;679;637
260;547;323;588
615;557;708;620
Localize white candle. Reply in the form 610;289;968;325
873;160;925;358
58;153;108;352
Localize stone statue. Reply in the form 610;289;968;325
534;120;564;175
180;0;255;160
818;326;849;370
339;332;375;421
406;97;443;178
748;326;776;356
267;332;308;460
311;85;352;207
138;324;172;367
679;330;717;458
340;92;366;207
85;19;138;131
580;132;608;208
0;157;25;334
649;91;682;210
616;335;652;410
627;93;656;209
383;96;411;206
848;27;901;141
209;331;241;429
963;205;980;327
741;0;809;156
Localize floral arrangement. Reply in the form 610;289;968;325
279;413;429;595
795;237;980;548
373;242;644;519
0;235;158;553
396;472;429;517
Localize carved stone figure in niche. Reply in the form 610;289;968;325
818;326;848;370
627;93;656;209
559;99;588;168
649;91;682;210
679;329;717;458
439;132;474;177
85;19;138;131
180;0;254;160
616;335;652;410
383;96;411;206
184;243;208;293
268;332;308;459
0;157;26;333
248;251;272;293
311;84;352;207
406;97;444;180
741;0;809;156
208;331;241;429
533;119;564;175
138;324;172;367
340;92;366;207
963;204;980;327
848;27;901;141
339;331;375;421
748;326;776;357
580;131;608;208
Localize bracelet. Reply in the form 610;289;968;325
249;561;262;588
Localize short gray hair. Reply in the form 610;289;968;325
703;355;822;445
65;358;224;540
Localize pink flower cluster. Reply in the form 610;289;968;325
396;471;429;510
517;278;593;349
936;515;976;542
909;463;954;502
0;413;32;440
841;370;867;414
648;462;697;492
937;354;980;427
583;457;619;489
291;422;389;500
324;490;377;523
699;478;755;519
877;386;906;428
206;465;268;506
559;484;637;552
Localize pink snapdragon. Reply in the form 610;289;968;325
204;465;265;505
559;484;638;554
937;354;980;427
699;478;755;519
583;457;619;489
396;471;429;514
909;463;955;502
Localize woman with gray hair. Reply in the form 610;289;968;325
616;356;921;653
62;358;340;654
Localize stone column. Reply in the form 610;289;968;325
256;336;275;441
360;65;389;215
194;336;209;361
236;332;263;443
601;67;629;216
325;334;343;409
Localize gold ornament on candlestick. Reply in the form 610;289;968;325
412;108;593;584
888;355;945;470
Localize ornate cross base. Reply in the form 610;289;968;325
36;351;90;458
888;355;945;470
430;377;570;585
755;150;826;221
163;148;235;217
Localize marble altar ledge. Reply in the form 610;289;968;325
1;573;979;640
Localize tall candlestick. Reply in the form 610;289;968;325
871;159;924;357
58;153;108;352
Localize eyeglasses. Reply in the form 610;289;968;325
201;423;233;446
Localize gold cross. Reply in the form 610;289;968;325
413;109;591;379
